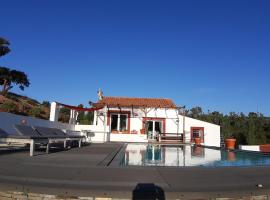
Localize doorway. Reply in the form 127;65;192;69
145;120;163;139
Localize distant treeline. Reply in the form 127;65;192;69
187;107;270;145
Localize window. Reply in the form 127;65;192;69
110;114;128;133
191;127;204;142
120;115;127;131
111;114;118;131
155;121;162;134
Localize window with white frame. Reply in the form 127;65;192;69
110;114;128;132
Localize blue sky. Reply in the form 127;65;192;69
1;0;270;115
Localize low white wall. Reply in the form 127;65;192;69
0;112;74;134
110;134;147;143
239;145;260;152
75;124;148;143
75;125;108;142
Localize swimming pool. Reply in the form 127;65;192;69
119;144;270;167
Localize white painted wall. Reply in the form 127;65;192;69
179;115;221;147
95;107;179;134
49;102;59;122
74;125;109;142
239;145;260;152
74;125;148;143
92;107;221;146
0;112;74;134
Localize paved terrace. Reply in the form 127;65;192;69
0;143;270;199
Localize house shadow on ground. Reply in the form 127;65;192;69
132;183;165;200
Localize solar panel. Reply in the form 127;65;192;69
14;124;40;137
52;128;67;136
34;126;66;138
35;126;57;137
0;128;8;137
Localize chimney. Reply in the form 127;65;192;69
97;88;103;100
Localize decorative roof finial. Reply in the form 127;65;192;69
97;88;103;100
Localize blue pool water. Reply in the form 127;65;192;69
120;144;270;167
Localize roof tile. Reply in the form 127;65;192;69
95;96;176;108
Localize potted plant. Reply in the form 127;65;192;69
224;133;236;149
194;137;201;145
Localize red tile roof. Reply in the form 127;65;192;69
95;96;177;108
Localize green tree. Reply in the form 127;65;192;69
247;113;258;145
41;101;50;107
0;67;30;95
188;107;270;145
0;37;30;95
76;104;94;125
77;104;84;123
0;37;10;57
189;106;203;119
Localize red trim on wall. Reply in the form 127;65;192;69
107;110;131;134
190;127;204;142
142;117;166;135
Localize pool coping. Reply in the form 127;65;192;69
2;143;270;199
97;143;125;166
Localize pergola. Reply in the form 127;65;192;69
49;102;103;124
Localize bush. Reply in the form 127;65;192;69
0;102;18;113
29;107;42;117
26;98;40;106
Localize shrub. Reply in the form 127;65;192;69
29;107;42;117
0;102;18;113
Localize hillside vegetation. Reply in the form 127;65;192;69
0;92;92;124
0;92;50;119
186;107;270;145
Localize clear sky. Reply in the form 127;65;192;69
1;0;270;115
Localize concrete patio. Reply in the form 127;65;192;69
0;143;270;199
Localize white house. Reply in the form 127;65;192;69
0;92;221;147
48;92;220;147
